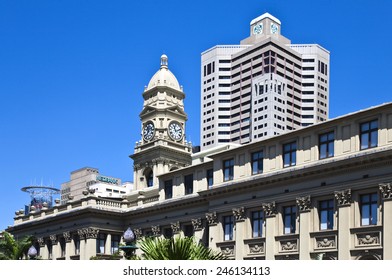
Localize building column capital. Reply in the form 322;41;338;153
191;218;203;231
232;207;246;222
262;201;277;217
206;212;218;225
379;183;392;200
296;195;311;212
334;189;352;207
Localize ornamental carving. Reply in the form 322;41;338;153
232;207;245;222
37;237;45;247
316;237;335;248
334;189;351;206
49;235;57;245
205;212;218;225
134;228;142;239
296;195;311;212
379;183;392;200
63;231;72;243
171;221;180;234
151;225;161;236
191;218;203;231
220;246;234;257
357;233;380;246
281;240;297;251
77;228;99;239
262;202;277;217
249;243;264;254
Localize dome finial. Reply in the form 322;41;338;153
160;54;168;69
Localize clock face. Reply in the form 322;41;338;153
143;122;155;141
253;23;263;35
270;23;278;34
168;121;183;141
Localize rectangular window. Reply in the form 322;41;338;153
164;180;173;199
223;158;234;181
360;120;378;150
283;206;297;234
251;210;264;238
206;169;213;188
283;142;297;167
251;151;263;175
184;174;193;195
183;225;194;237
319;199;334;230
163;228;173;239
111;235;120;255
319;132;334;159
96;233;106;254
360;193;378;226
223;215;234;241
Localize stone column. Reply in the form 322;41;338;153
262;202;277;260
85;228;99;260
63;231;72;260
206;212;219;250
296;196;311;260
37;237;46;259
191;218;204;244
105;233;112;255
77;229;86;260
49;235;58;260
335;189;352;260
380;183;392;259
171;221;181;238
233;207;246;260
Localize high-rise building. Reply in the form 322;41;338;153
201;13;330;150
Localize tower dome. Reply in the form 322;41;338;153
146;55;181;91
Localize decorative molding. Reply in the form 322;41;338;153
316;237;335;249
77;228;99;239
262;202;277;217
205;212;218;225
37;237;45;247
191;218;203;231
220;246;235;257
334;189;352;207
49;234;57;245
280;240;297;252
249;243;264;254
232;207;245;222
379;183;392;200
63;231;72;243
171;221;180;234
296;195;311;212
151;225;161;236
357;233;380;246
134;228;142;239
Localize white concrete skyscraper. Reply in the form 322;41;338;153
201;13;330;150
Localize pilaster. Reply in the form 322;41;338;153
233;207;245;260
262;202;277;260
206;212;218;250
296;196;311;260
380;183;392;259
335;189;352;260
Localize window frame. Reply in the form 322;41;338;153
360;193;378;226
251;210;264;238
319;131;334;159
111;235;120;255
319;199;334;230
96;233;106;254
283;142;297;167
164;180;173;199
283;205;297;234
223;158;234;181
251;151;264;175
223;215;234;241
184;174;194;195
360;119;378;150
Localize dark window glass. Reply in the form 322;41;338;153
111;235;120;254
223;158;234;181
206;169;213;188
184;174;193;195
223;216;234;241
74;235;80;255
164;180;173;199
283;142;297;167
360;193;378;226
319;199;334;230
251;151;263;175
360;120;378;150
184;225;194;237
319;132;334;159
283;206;297;234
163;228;173;239
252;210;264;238
96;233;106;254
147;170;153;187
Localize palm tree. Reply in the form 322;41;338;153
0;232;34;260
137;236;227;260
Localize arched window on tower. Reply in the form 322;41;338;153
146;170;153;187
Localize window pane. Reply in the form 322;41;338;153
361;204;370;225
291;152;296;165
361;134;369;149
328;142;334;157
320;211;328;230
320;144;327;159
371;203;378;225
370;131;378;147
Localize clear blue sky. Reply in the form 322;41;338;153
1;0;391;230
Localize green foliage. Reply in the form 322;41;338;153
137;236;227;260
0;232;34;260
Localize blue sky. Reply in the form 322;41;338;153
1;0;391;230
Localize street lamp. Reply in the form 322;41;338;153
28;245;37;260
119;227;138;259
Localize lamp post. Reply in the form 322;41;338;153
119;227;138;259
27;245;37;260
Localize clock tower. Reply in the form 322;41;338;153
130;55;192;191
